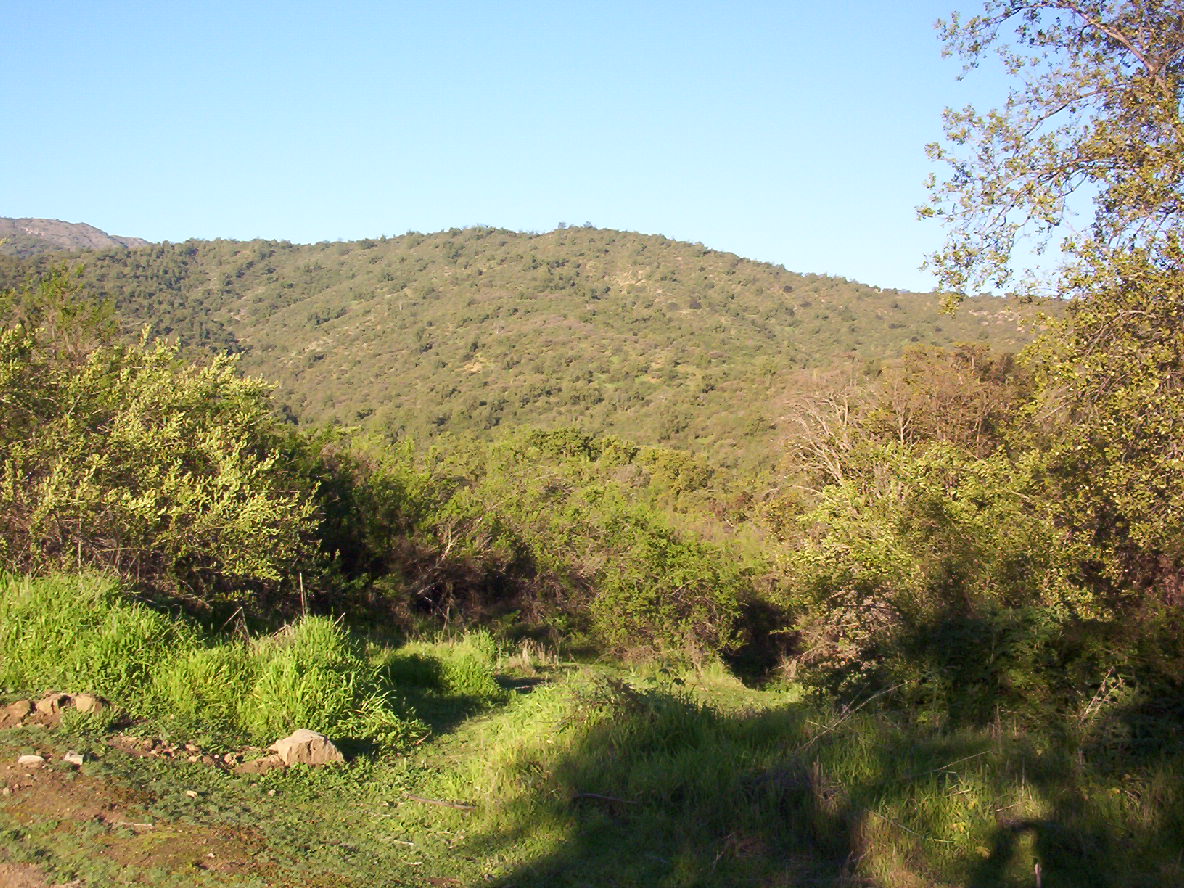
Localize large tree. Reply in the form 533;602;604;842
924;1;1184;605
922;0;1184;297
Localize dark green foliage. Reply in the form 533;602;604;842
312;428;764;659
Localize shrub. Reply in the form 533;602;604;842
787;443;1091;720
0;274;318;606
590;511;746;658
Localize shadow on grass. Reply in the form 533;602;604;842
379;652;497;735
459;680;1184;888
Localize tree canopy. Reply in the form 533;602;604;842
923;0;1184;297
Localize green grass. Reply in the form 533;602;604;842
0;572;423;750
2;571;1181;887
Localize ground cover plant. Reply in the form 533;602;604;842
2;616;1181;887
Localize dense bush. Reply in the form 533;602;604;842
785;443;1094;721
0;274;318;605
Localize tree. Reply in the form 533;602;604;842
922;0;1184;298
922;1;1184;668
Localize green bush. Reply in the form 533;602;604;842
787;444;1091;720
0;274;318;605
590;511;746;657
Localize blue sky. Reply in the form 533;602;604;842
3;1;1002;292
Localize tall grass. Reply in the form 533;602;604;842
381;629;507;704
0;572;422;749
0;571;188;701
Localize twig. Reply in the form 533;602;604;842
794;683;906;753
865;808;958;845
404;793;476;811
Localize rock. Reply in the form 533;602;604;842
0;700;32;729
267;729;345;767
17;754;45;768
70;693;107;715
234;753;285;775
63;752;85;766
35;693;72;716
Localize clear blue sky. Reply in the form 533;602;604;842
3;1;1002;292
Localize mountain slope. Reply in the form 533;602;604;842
0;226;1050;466
0;218;149;257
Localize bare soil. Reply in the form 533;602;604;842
0;745;272;886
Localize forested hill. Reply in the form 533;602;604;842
0;225;1049;465
0;217;150;257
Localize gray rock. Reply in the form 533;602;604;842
267;729;344;767
17;754;45;768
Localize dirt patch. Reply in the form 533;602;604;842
0;861;52;888
0;754;151;824
0;754;269;881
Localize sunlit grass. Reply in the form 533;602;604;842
3;571;1181;887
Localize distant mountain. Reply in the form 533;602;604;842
0;218;149;257
0;226;1052;468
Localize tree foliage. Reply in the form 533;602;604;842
795;0;1184;722
923;0;1184;297
0;227;1044;472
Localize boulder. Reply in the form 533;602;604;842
16;754;45;768
0;700;33;729
35;693;72;716
267;729;344;767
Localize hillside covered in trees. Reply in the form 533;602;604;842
0;224;1047;468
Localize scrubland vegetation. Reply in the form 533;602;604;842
3;2;1184;884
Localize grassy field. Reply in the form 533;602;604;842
1;573;1181;887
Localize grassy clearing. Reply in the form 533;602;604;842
1;571;1181;887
